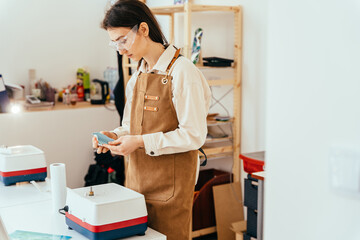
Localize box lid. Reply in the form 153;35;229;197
69;183;143;205
0;145;44;157
0;145;46;172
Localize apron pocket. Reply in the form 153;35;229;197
140;154;175;202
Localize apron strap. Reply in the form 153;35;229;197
137;47;181;73
166;48;181;73
198;148;207;166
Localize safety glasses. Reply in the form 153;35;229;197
109;24;138;51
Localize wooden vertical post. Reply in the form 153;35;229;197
232;7;243;182
169;13;175;44
184;1;192;58
186;2;194;238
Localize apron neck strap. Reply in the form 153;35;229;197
137;47;181;74
165;48;181;73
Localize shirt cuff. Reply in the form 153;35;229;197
112;127;129;138
142;132;162;156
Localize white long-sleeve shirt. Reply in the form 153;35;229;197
113;45;212;156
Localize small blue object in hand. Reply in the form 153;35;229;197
92;132;114;146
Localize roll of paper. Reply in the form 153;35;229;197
50;163;67;214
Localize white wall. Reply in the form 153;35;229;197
0;0;117;93
265;0;360;239
147;0;268;156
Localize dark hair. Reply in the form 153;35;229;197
102;0;168;46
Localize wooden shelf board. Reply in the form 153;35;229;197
150;5;184;14
192;226;217;238
207;117;234;126
192;5;240;12
125;63;234;70
202;145;233;156
123;64;235;86
23;101;104;112
207;79;234;86
151;5;240;14
200;152;233;161
205;136;232;144
198;66;234;69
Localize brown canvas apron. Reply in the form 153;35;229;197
127;48;198;240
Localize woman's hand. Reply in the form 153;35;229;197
103;135;144;156
92;131;118;154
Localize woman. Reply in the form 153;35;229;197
93;1;211;239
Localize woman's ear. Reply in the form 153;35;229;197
139;22;149;37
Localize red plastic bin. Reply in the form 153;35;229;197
239;151;265;173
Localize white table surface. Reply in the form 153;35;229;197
0;182;166;240
0;181;51;208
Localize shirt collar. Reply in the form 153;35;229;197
138;45;177;73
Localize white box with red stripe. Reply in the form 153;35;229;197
0;145;47;186
65;183;148;240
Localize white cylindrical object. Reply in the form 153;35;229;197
50;163;67;214
28;69;36;80
28;69;36;93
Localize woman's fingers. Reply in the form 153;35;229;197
102;147;109;153
96;146;109;154
101;131;117;140
103;144;113;151
97;147;102;154
105;135;141;156
93;131;115;154
108;137;122;145
103;144;121;155
92;136;98;148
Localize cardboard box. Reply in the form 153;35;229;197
213;182;244;240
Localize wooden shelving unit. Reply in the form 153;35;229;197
122;1;242;238
146;2;243;180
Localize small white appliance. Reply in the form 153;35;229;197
0;145;47;186
65;183;148;240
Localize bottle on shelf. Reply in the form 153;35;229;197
103;67;118;100
63;89;70;105
83;69;90;101
76;68;84;101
